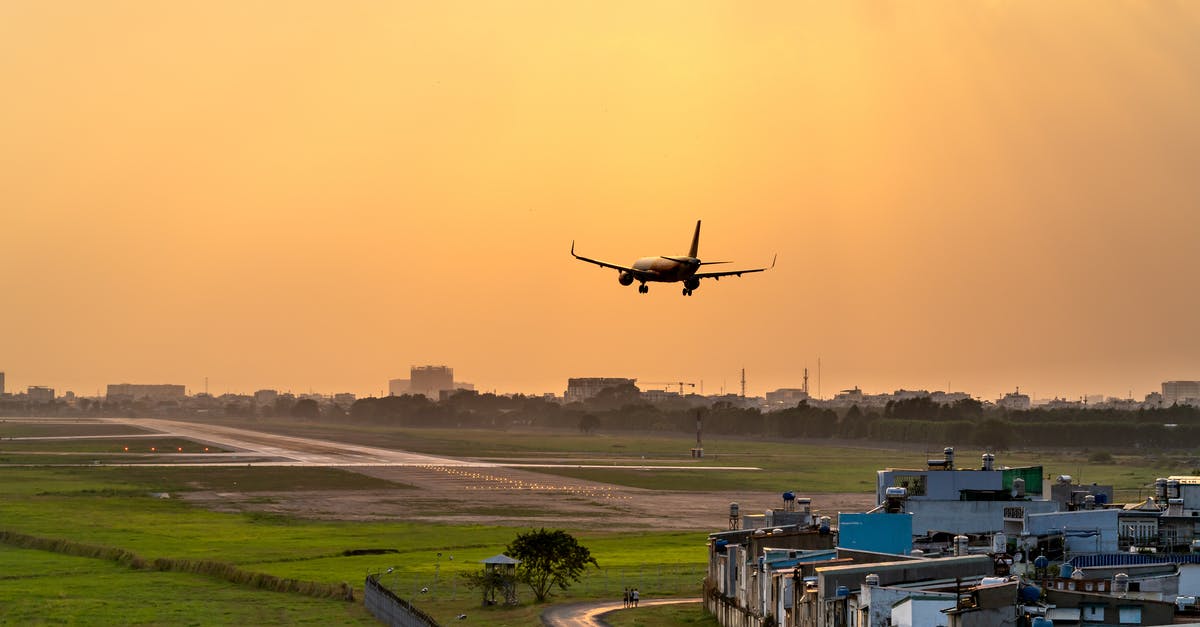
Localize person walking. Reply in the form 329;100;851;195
623;587;630;608
632;588;639;608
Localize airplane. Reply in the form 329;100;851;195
570;220;775;296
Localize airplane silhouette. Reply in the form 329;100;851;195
571;220;775;296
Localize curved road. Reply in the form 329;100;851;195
541;597;701;626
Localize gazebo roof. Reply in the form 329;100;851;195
482;554;520;565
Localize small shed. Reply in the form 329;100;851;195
481;554;521;605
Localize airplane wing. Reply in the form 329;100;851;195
571;241;635;273
694;254;777;280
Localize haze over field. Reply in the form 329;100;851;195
2;2;1198;400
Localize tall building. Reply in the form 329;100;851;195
564;378;637;404
410;366;454;399
0;371;5;396
27;386;55;402
106;384;186;403
1163;381;1200;407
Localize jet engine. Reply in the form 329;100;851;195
618;272;635;286
684;277;700;291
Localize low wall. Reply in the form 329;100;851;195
364;573;440;627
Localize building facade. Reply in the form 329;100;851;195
564;377;637;404
1163;381;1200;407
106;384;186;402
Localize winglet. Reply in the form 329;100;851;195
688;220;701;258
570;240;575;257
770;253;777;269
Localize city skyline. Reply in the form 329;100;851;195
3;3;1199;404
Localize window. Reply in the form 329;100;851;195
1118;605;1142;624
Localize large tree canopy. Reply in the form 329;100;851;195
505;528;598;602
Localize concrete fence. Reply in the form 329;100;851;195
364;573;441;627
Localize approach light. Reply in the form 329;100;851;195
123;447;128;452
177;447;182;452
151;447;156;451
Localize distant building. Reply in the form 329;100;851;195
333;393;356;405
410;366;454;399
0;371;5;396
564;377;637;404
1163;381;1200;407
106;384;186;403
388;378;410;396
765;388;810;408
27;386;55;402
253;389;278;406
996;389;1031;411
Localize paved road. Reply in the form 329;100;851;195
541;597;701;626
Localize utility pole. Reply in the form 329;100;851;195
740;368;746;398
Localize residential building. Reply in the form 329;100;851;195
1163;381;1200;407
564;377;637;404
253;389;278;406
996;389;1031;411
410;365;454;399
27;386;54;402
106;384;185;403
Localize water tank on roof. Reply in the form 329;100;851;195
864;573;880;587
1033;555;1049;570
991;533;1007;554
1031;617;1053;627
835;585;849;598
1058;474;1073;485
1169;479;1181;498
783;491;795;502
982;453;995;471
1019;584;1041;603
714;539;728;553
980;576;1008;587
1013;477;1026;499
818;516;831;534
954;535;969;557
1113;573;1129;595
1059;563;1073;579
1084;494;1096;510
1095;492;1108;505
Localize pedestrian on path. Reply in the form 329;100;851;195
623;587;630;608
632;588;639;607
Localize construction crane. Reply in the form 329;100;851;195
643;381;697;395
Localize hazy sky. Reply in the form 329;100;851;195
3;2;1199;400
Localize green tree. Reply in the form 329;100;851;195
505;528;598;602
291;398;319;419
579;413;599;434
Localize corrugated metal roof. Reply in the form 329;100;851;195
1069;553;1200;568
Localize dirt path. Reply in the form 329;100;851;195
542;597;701;626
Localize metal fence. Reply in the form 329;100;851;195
364;572;441;627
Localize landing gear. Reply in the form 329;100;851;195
682;288;693;296
638;284;648;294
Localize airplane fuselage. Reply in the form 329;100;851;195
630;256;699;283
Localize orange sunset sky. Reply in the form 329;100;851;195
2;2;1199;401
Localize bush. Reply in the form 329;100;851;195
1088;451;1114;463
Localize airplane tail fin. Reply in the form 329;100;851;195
688;220;701;258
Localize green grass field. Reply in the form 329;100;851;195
0;465;707;625
1;418;1194;624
